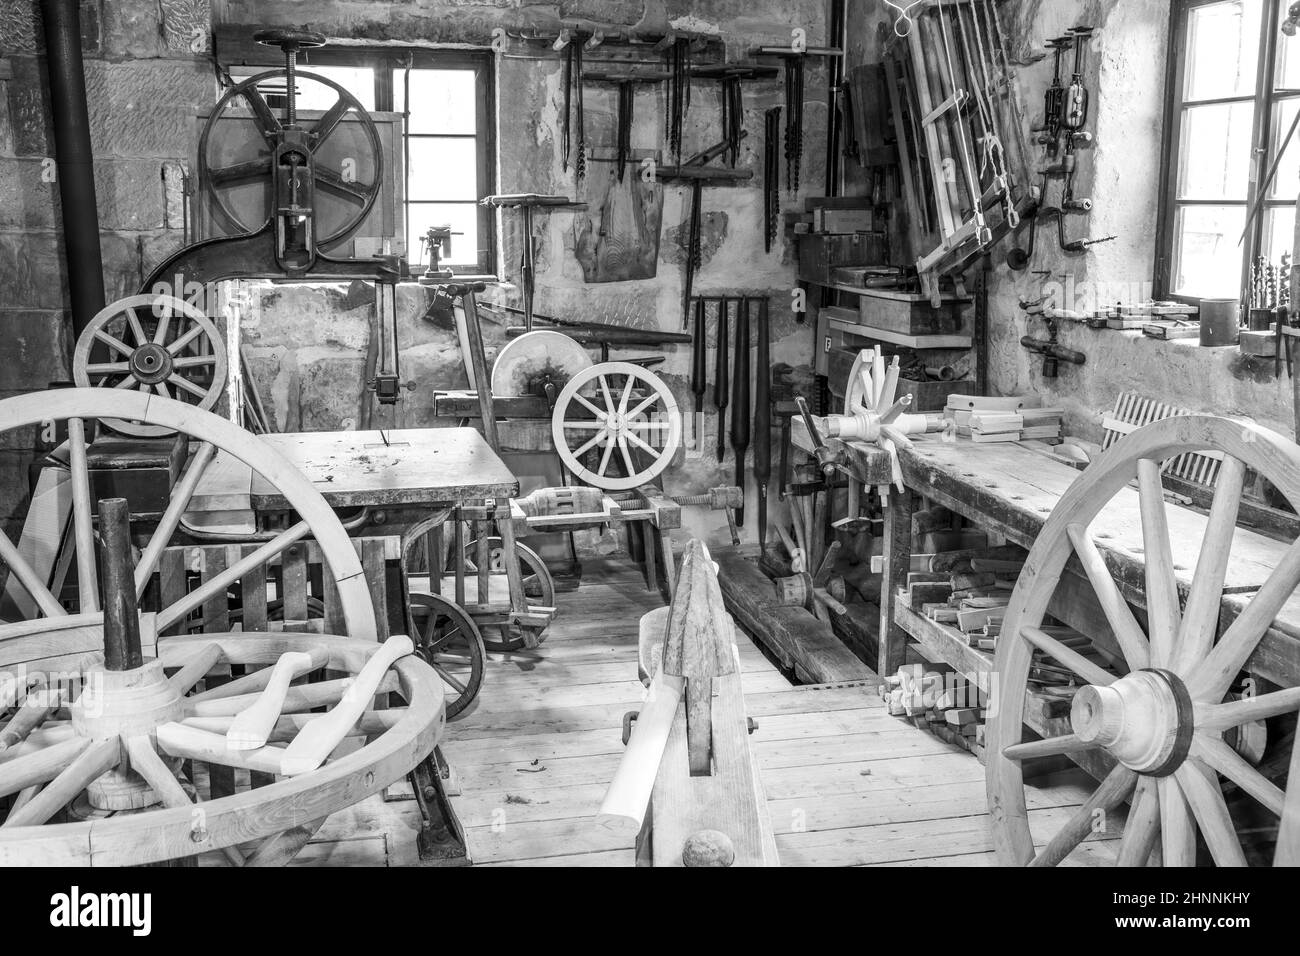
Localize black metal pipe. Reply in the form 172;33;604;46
40;0;106;339
99;498;143;672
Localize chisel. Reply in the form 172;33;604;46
691;296;707;431
715;297;729;462
753;297;771;552
730;297;751;526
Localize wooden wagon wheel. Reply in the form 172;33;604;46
0;388;377;644
0;632;443;866
987;415;1300;867
552;362;683;492
72;295;228;439
408;592;485;719
460;537;556;652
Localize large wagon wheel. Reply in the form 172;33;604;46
460;537;556;652
0;388;375;642
551;362;683;492
408;592;485;719
0;632;442;866
72;295;228;439
987;415;1300;867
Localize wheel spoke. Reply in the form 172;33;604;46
617;373;634;416
0;736;90;798
1175;760;1247;866
94;329;133;356
112;374;140;390
1188;535;1300;702
154;381;171;399
599;375;617;416
165;641;225;694
171;354;217;369
627;420;671;430
209;159;272;185
434;664;469;696
1066;524;1149;670
0;689;57;751
156;721;286;775
124;307;148;346
0;523;66;617
1278;718;1300;865
315;167;373;203
596;436;615;476
1194;686;1300;732
66;417;99;614
617;435;636;476
2;737;118;827
167;324;206;356
1028;764;1135;867
135;441;216;596
572;393;606;420
1158;775;1197;865
313;97;352;145
1116;776;1161;866
1020;625;1116;688
240;86;283;137
1002;733;1097;762
571;431;606;459
167;374;206;399
1191;734;1285;816
156;521;311;632
562;421;604;430
85;362;130;376
1137;459;1181;668
1172;456;1246;674
625;430;659;457
152;306;172;346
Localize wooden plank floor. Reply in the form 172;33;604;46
287;559;1118;866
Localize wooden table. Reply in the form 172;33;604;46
791;428;1300;692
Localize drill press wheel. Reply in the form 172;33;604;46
72;295;228;439
987;415;1300;867
552;362;683;492
490;330;593;398
198;69;384;248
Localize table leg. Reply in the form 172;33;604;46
659;527;677;602
877;488;915;677
495;499;535;648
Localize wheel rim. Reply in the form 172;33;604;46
0;634;443;866
198;69;383;248
72;296;228;439
988;415;1300;867
409;592;485;719
0;389;376;643
461;538;555;651
552;361;682;492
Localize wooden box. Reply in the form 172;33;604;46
87;434;187;519
796;233;888;285
858;290;968;336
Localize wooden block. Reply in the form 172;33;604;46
945;708;980;726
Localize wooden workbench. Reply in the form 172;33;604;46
792;428;1300;694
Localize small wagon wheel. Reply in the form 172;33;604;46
551;361;682;492
72;295;228;439
198;69;384;249
461;537;556;652
987;415;1300;867
408;592;485;719
0;388;376;642
0;633;443;866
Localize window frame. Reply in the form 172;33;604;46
1156;0;1293;307
220;44;496;276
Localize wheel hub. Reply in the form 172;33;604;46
1070;668;1193;776
128;343;173;385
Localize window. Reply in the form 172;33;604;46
223;48;495;274
1158;0;1297;304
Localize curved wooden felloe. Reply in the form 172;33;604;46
552;362;683;491
72;295;228;439
987;415;1300;866
0;388;376;642
0;634;444;866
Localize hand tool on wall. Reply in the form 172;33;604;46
691;296;708;440
783;56;805;192
730;298;751;526
481;194;587;333
753;297;771;552
1035;36;1071;152
722;74;744;167
825;0;847;195
1062;26;1092;133
561;36;574;172
772;363;794;501
666;36;692;163
764;107;781;252
585;71;673;181
574;38;586;180
715;297;729;463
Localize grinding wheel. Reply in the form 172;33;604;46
491;330;593;399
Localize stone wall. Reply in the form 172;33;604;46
0;0;213;534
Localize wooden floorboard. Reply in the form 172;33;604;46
289;557;1112;867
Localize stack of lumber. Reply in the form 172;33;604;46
1019;407;1063;442
877;665;988;758
1095;301;1197;330
969;411;1022;443
943;394;1061;443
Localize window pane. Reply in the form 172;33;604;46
393;68;477;134
408;202;482;269
1278;0;1300;88
1178;102;1254;199
1269;97;1300;198
1185;0;1263;100
1170;205;1247;297
408;138;479;201
268;67;376;112
1261;204;1296;265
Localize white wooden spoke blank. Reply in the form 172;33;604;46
0;388;378;643
986;415;1300;867
0;634;444;866
72;295;228;438
551;361;682;492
